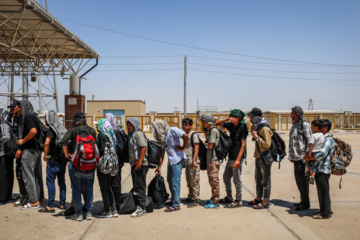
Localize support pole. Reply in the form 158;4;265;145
22;68;28;100
53;71;59;112
184;56;187;116
10;72;14;101
38;75;43;113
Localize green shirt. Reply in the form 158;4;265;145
128;131;148;166
206;128;219;163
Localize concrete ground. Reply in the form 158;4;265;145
0;132;359;240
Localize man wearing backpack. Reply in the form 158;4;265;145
62;113;97;221
39;111;67;213
216;109;248;208
201;114;221;209
304;119;335;219
289;106;312;211
247;108;273;209
153;119;188;212
15;100;44;210
181;118;201;208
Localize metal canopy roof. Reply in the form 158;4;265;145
0;0;99;75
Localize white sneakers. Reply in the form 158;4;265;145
130;207;147;218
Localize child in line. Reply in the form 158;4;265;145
306;120;324;184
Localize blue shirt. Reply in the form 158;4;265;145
314;133;335;174
165;127;186;165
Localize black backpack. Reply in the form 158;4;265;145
190;132;207;170
140;131;162;169
148;175;169;206
257;124;286;168
4;125;17;158
211;127;232;161
114;129;129;167
34;116;48;151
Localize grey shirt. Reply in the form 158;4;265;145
206;128;219;163
184;131;200;166
288;121;312;161
128;131;148;167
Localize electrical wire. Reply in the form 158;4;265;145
99;62;183;66
60;18;360;68
93;68;183;72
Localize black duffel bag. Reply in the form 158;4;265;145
148;175;169;206
118;190;137;215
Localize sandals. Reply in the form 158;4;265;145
55;204;65;210
312;214;330;219
164;206;180;212
38;207;55;213
247;198;262;206
253;202;269;209
225;200;243;208
21;203;39;210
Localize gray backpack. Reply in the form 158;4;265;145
97;142;119;176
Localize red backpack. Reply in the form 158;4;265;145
71;126;99;172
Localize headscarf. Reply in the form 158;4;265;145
229;109;246;124
19;100;37;138
127;117;142;160
72;112;86;126
291;106;304;134
251;116;269;131
45;110;67;144
97;118;116;148
105;113;119;131
151;119;170;148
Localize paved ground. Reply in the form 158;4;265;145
0;132;359;240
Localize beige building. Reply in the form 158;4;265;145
87;100;146;126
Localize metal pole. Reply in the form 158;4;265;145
10;72;14;101
53;70;59;112
38;75;43;113
184;56;187;116
45;0;48;11
22;68;28;100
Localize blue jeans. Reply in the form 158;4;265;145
167;159;184;207
46;162;67;208
69;163;94;215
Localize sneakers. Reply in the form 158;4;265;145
130;207;147;218
187;201;200;208
111;207;119;218
181;198;192;204
71;213;83;221
86;213;93;221
225;200;243;208
96;209;112;218
219;196;233;204
205;200;220;209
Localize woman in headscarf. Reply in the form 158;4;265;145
39;110;67;213
127;117;148;217
152;119;188;212
0;108;13;204
96;118;121;218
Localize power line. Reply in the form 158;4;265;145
60;18;360;68
99;62;183;66
189;62;360;75
93;68;183;72
313;100;360;108
102;55;183;58
188;68;360;81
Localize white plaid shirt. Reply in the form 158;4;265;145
314;133;335;174
288;121;312;161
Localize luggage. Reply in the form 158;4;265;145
118;190;137;215
148;175;169;206
211;128;232;161
97;141;119;176
331;137;353;176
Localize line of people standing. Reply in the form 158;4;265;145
0;101;335;221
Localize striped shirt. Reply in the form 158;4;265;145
288;121;312;161
0;123;11;157
314;133;335;174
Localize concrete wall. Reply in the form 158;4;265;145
87;100;146;117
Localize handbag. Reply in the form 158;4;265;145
256;141;273;165
118;190;137;214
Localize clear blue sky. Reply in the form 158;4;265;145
43;0;360;113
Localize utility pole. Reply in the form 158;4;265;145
308;98;314;110
183;55;187;116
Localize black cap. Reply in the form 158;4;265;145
248;107;262;117
7;99;20;108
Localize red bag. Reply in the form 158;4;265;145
71;126;99;172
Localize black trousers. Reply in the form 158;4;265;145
294;160;310;208
131;166;148;209
315;172;331;217
16;158;27;196
255;158;272;200
0;156;14;202
97;169;122;212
